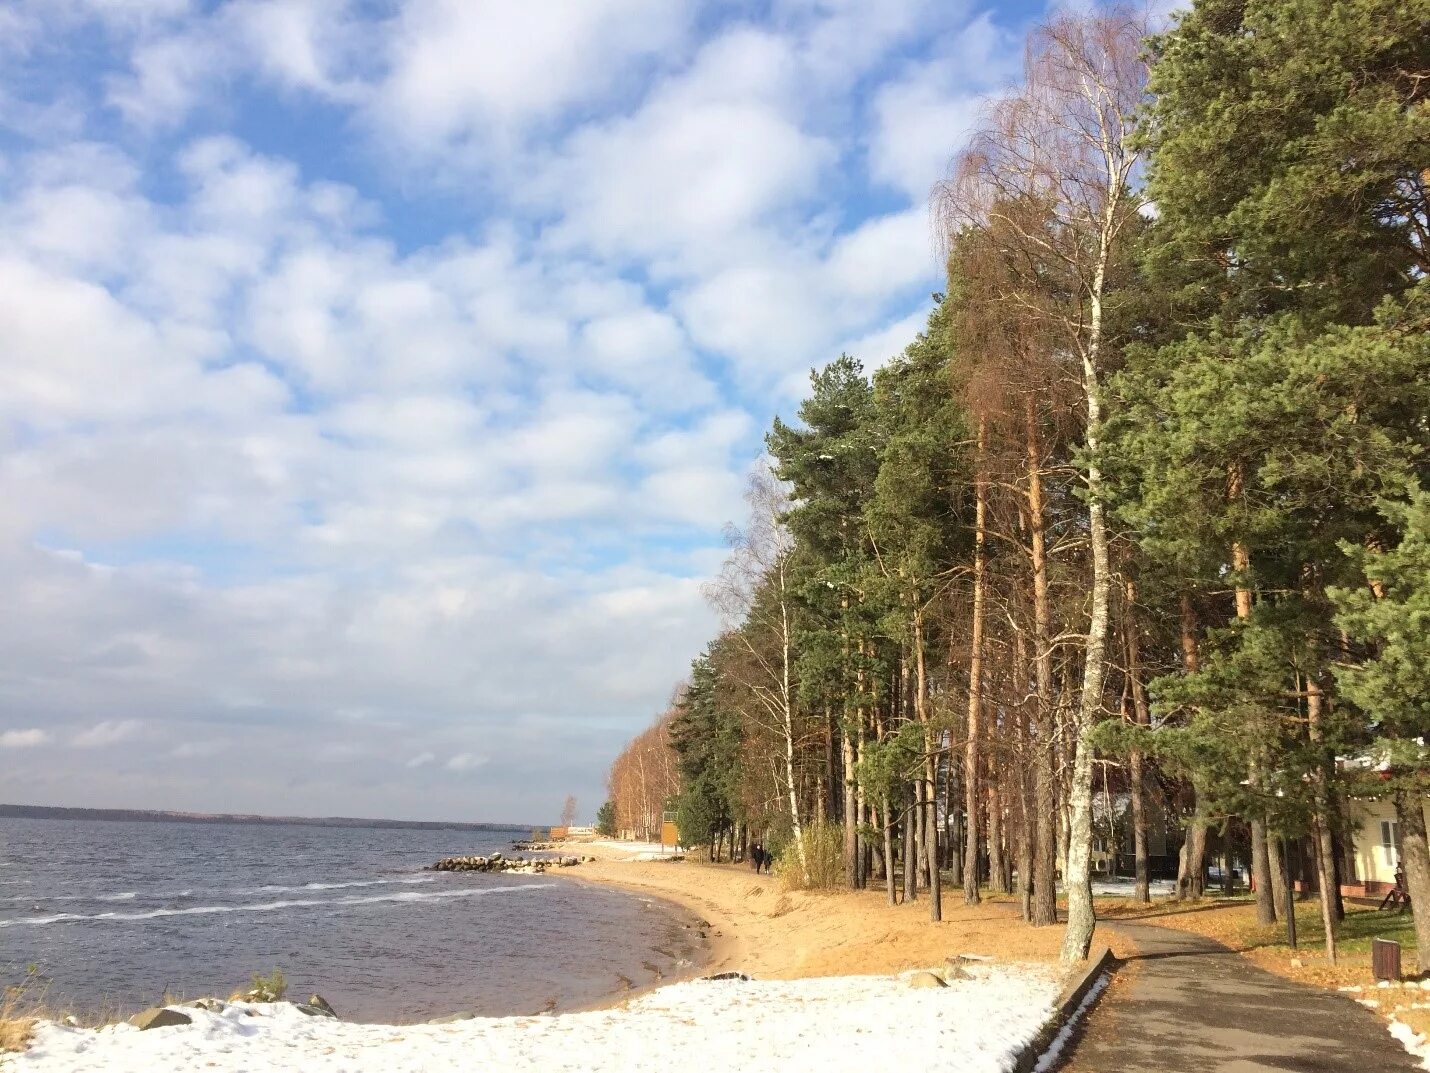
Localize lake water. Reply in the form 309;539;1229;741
0;817;704;1022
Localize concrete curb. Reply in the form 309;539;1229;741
1010;945;1118;1073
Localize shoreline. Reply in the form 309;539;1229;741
551;839;1123;980
7;839;1089;1070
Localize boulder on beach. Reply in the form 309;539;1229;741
296;994;338;1018
130;1007;192;1030
428;1011;477;1024
701;971;752;982
906;971;947;989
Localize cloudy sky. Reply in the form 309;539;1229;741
0;0;1055;823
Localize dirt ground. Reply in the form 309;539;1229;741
567;843;1134;980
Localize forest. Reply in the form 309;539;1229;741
605;0;1430;965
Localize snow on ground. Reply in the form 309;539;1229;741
1089;877;1176;897
583;839;682;861
15;967;1061;1073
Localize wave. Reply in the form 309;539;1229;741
1;889;190;904
242;875;437;895
0;882;556;928
0;874;432;905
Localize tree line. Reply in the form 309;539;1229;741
605;0;1429;964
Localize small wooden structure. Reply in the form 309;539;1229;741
1372;938;1402;981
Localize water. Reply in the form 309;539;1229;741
0;817;704;1022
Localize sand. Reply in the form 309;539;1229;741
568;839;1133;978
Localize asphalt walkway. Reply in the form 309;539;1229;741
1056;919;1421;1072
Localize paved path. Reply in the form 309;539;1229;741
1056;920;1421;1072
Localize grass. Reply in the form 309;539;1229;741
1;966;49;1053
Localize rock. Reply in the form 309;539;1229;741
907;971;947;989
942;958;973;980
1289;957;1303;969
130;1007;193;1030
183;998;225;1012
293;994;338;1019
701;971;751;982
428;1011;477;1024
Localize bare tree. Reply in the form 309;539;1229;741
560;795;578;829
937;8;1150;962
706;464;810;881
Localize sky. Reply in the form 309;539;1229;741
0;0;1061;824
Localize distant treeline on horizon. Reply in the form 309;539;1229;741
0;803;530;833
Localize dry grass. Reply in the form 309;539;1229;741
1;969;49;1054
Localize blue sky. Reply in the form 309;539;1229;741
0;0;1055;822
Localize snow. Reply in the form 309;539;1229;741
1388;1018;1430;1069
583;839;682;861
15;967;1061;1073
1088;877;1176;897
1033;972;1109;1073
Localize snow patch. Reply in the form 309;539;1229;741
15;968;1061;1073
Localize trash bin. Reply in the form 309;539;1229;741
1372;938;1402;981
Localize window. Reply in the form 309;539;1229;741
1382;820;1402;866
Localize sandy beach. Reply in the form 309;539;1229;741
571;838;1132;978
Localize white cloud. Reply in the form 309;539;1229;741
72;719;145;748
865;13;1016;199
445;752;487;773
376;0;694;147
0;0;1029;820
0;728;50;748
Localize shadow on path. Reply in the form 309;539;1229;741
1055;920;1419;1073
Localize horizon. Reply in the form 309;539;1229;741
0;800;540;830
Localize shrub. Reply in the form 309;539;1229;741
241;969;287;1003
596;801;617;838
775;822;845;891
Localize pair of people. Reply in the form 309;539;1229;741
749;842;773;874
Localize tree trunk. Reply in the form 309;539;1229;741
842;729;858;889
926;755;943;920
1227;504;1276;926
1026;397;1058;926
777;560;809;882
883;800;897;906
1178;595;1207;901
1062;293;1113;964
1250;816;1277;925
1268;835;1287;914
1188;815;1207;899
988;778;1009;895
963;415;988;906
1306;676;1337;964
946;762;962;887
1396;791;1430;974
904;804;918;901
1124;580;1151;904
914;612;942;921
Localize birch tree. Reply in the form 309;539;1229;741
938;8;1150;962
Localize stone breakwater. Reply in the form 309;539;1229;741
427;851;592;875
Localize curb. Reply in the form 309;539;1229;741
1010;945;1118;1073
